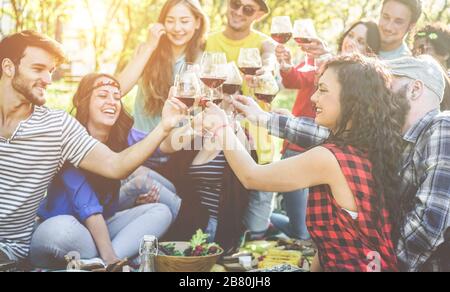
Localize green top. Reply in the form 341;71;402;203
133;56;186;133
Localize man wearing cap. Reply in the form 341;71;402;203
206;0;276;239
387;55;449;272
232;55;449;272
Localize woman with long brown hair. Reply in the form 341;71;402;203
118;0;209;136
203;54;410;272
30;73;184;270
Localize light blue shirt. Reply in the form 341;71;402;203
134;56;186;133
379;42;412;60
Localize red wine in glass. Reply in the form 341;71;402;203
255;93;276;103
176;96;196;108
200;77;227;89
212;98;224;106
294;37;313;45
223;83;242;95
239;67;261;76
271;32;293;44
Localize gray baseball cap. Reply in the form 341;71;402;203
385;55;446;103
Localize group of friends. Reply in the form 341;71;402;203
0;0;449;272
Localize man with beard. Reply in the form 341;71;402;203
0;31;187;268
231;55;449;272
206;0;276;239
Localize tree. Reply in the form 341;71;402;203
0;0;73;38
114;0;162;74
1;0;447;73
83;0;122;71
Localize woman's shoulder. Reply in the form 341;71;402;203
303;145;371;181
321;143;368;160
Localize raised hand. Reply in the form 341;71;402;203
202;102;229;134
232;95;271;126
299;37;330;59
275;44;293;70
145;23;166;50
161;89;188;133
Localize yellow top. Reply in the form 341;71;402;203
206;30;270;67
206;31;275;164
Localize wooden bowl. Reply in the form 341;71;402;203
156;242;223;272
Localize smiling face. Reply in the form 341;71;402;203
164;2;200;48
87;77;122;130
379;1;413;51
342;24;369;55
311;68;342;131
11;47;56;106
226;0;265;32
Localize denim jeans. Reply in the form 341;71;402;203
243;191;274;237
270;149;310;240
119;167;181;221
29;204;172;268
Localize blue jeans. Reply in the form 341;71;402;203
243;191;274;237
30;204;172;268
119;167;181;221
270;149;310;240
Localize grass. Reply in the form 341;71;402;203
46;82;297;161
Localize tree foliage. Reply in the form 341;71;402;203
1;0;448;71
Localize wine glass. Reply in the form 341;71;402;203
271;16;293;44
271;16;293;68
223;62;243;95
238;48;263;76
200;52;228;99
293;19;318;72
174;63;201;134
254;73;280;104
197;83;224;139
222;62;243;120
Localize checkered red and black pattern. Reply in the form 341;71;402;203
306;144;398;272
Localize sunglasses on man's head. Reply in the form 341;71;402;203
229;0;259;17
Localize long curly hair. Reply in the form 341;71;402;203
322;54;410;242
141;0;208;116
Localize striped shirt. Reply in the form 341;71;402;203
0;106;98;259
188;152;227;220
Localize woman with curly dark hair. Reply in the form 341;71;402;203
203;54;409;272
272;20;381;242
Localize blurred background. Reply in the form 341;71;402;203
0;0;448;113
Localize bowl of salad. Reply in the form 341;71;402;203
156;230;223;272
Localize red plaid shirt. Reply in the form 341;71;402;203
306;144;398;272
